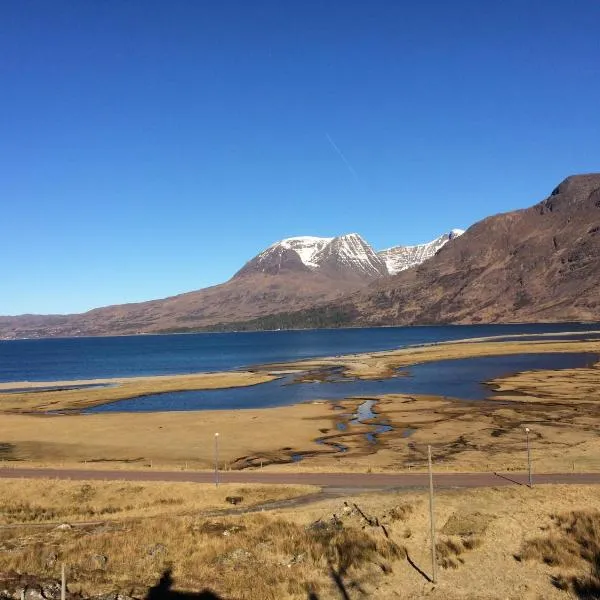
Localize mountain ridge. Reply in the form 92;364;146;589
0;229;461;339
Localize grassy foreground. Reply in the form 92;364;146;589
0;479;599;599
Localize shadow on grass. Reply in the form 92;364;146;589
146;570;223;600
147;568;355;600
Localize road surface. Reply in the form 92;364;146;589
0;467;599;490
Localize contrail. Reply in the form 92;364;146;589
325;132;359;180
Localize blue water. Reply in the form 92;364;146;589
86;352;597;413
1;323;599;382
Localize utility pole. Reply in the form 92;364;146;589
214;432;220;487
525;427;533;488
428;445;437;584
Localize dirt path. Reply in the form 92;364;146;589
1;467;599;489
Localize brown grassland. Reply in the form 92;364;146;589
0;480;599;599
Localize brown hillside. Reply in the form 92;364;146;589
351;174;600;325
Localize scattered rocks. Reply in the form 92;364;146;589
39;582;61;600
24;586;44;600
195;521;246;537
0;574;77;600
307;514;343;534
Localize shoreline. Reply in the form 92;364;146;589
1;336;599;413
0;336;599;474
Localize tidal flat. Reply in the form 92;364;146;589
0;338;599;472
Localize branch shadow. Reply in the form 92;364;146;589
405;550;433;583
493;472;527;486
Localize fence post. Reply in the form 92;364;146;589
428;445;437;584
61;563;66;600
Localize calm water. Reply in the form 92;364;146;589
87;352;597;413
1;323;599;382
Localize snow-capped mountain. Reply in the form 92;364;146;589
235;230;463;280
310;233;388;279
378;229;465;275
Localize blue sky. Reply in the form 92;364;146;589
2;0;599;315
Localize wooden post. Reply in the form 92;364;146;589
61;563;66;600
428;445;437;584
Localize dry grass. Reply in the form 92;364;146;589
518;510;600;597
0;501;401;599
436;535;483;569
3;482;600;599
0;371;275;412
0;479;316;524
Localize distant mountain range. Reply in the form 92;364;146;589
2;173;599;339
0;230;462;339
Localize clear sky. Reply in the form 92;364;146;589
2;0;599;315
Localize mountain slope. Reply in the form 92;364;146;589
357;174;600;325
232;173;599;330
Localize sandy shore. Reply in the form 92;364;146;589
266;337;600;379
0;370;275;412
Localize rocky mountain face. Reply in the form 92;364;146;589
236;174;600;329
0;230;459;339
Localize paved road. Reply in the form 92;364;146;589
0;467;599;490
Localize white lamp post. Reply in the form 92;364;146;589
525;427;532;488
214;432;220;487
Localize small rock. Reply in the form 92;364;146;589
40;582;61;600
225;496;243;505
24;587;44;600
55;524;72;531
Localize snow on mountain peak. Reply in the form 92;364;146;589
378;230;464;275
277;236;333;267
236;229;464;279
